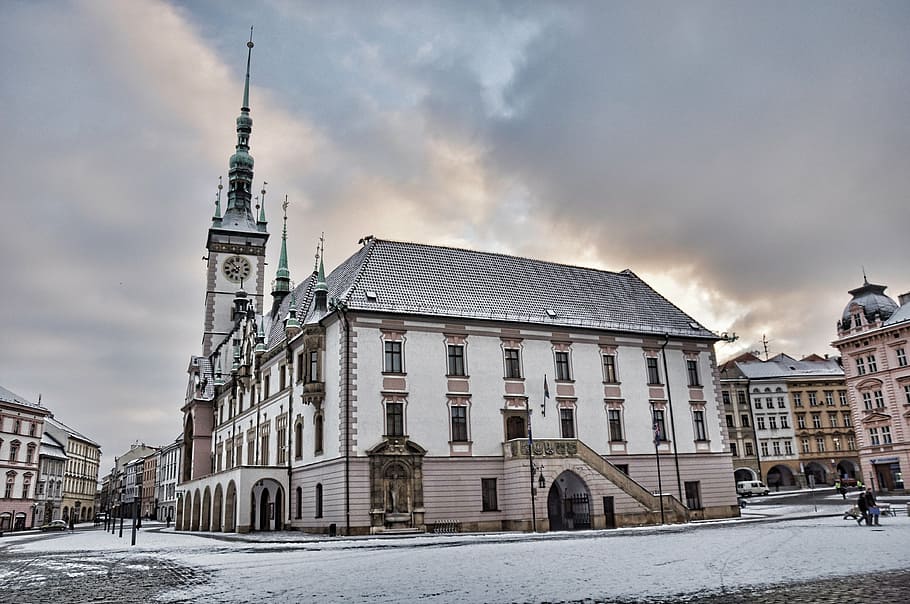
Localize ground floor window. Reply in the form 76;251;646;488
481;478;498;512
315;483;323;518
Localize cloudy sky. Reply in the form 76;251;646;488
2;1;908;470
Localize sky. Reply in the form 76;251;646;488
2;1;909;471
5;501;910;601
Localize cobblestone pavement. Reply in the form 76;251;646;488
0;549;207;604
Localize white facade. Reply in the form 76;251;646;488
156;439;181;522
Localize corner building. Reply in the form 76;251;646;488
176;41;739;534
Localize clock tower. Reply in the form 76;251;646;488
202;32;269;356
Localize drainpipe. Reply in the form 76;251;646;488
330;300;351;535
661;334;683;505
746;378;762;483
286;343;294;527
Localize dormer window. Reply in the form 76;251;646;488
853;313;862;327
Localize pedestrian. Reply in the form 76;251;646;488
865;488;880;526
856;490;869;526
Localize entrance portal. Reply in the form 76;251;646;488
546;471;592;531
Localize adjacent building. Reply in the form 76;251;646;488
0;386;49;532
35;431;67;526
833;279;910;492
44;416;102;523
174;41;739;535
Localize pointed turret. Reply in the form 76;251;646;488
213;177;223;225
258;182;268;225
284;290;301;338
314;234;328;313
271;196;293;314
254;317;267;355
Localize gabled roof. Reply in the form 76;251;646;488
46;416;100;448
0;385;46;411
269;238;716;345
737;355;844;380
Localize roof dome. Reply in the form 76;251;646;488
842;281;898;324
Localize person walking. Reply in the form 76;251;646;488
865;488;880;526
856;490;869;526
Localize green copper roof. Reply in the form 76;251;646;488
272;196;292;296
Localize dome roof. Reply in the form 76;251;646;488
842;281;898;324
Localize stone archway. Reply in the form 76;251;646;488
201;487;212;531
836;460;858;481
765;465;797;490
224;481;237;532
734;468;757;483
546;470;592;531
191;489;201;531
212;484;223;532
804;462;828;487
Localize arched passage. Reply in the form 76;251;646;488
765;465;797;490
224;481;237;532
546;470;592;531
734;468;757;483
212;484;223;533
191;489;201;531
804;462;828;487
259;489;271;531
201;487;212;531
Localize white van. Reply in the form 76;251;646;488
736;480;770;497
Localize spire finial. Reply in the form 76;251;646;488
243;26;254;110
862;266;868;285
315;231;328;293
271;195;292;303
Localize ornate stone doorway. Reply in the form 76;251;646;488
546;470;592;531
367;437;426;532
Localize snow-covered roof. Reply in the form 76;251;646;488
46;416;100;447
268;238;716;347
737;355;843;380
0;385;48;412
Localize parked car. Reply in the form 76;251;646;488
40;520;67;531
95;513;108;522
736;480;770;497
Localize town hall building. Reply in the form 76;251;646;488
175;39;739;535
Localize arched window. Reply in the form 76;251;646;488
315;483;323;518
295;421;303;459
295;486;302;519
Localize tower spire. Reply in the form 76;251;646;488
270;195;293;313
314;233;328;312
222;29;259;230
258;181;268;224
213;176;223;222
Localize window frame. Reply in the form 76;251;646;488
386;402;405;437
450;405;469;443
384;341;404;374
481;478;498;512
447;344;466;377
554;351;572;381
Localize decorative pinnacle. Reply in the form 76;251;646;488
259;181;268;223
214;176;223;219
315;232;328;292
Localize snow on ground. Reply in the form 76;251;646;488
4;498;909;603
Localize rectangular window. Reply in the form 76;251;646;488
646;358;661;385
693;410;707;441
768;416;777;430
560;408;576;438
386;402;404;436
729;442;738;457
808;392;818;406
867;355;877;372
722;391;731;405
652;409;667;442
481;478;498;512
777;397;785;409
725;414;734;428
897;348;908;367
793;392;802;407
843;412;852;427
905;384;910;404
825;391;834;406
384;341;403;373
603;354;618;383
760;441;769;456
504;348;522;379
829;414;838;428
555;351;571;381
450;406;468;442
847;436;855;450
816;437;825;453
869;428;880;446
745;441;754;456
862;392;872;410
754;399;762;410
839;390;848;406
447;345;465;376
784;441;793;455
756;416;766;430
263;373;270;399
772;441;781;456
740;414;750;427
684;481;702;509
812;414;821;429
608;409;623;442
279;364;287;390
780;415;789;429
686;359;701;387
856;357;866;375
874;390;884;408
309;351;319;382
737;391;747;405
297;352;305;381
882;426;892;444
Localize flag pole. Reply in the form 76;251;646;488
527;397;537;532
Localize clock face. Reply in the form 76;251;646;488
222;255;252;283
